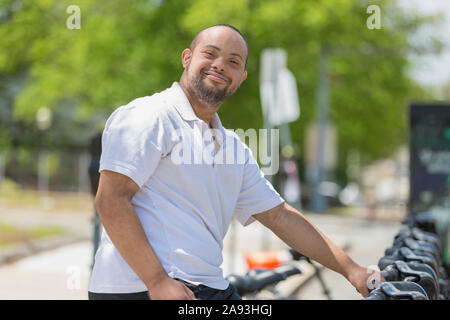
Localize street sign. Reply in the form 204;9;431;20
273;68;300;126
409;103;450;214
259;48;300;127
409;103;450;263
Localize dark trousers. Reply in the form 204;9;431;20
88;279;242;300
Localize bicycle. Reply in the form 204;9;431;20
225;248;332;300
226;264;302;299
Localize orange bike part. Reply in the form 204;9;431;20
244;251;283;270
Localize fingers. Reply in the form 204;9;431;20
186;287;196;300
361;286;370;298
366;268;382;292
149;277;197;300
180;283;196;300
356;287;369;298
351;266;384;298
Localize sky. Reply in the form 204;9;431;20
396;0;450;88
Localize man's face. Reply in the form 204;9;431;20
182;27;248;105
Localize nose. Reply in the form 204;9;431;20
210;57;226;72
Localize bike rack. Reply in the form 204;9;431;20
365;281;428;300
393;260;439;300
395;227;442;253
368;212;449;300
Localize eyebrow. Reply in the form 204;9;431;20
203;45;244;62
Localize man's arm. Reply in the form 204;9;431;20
95;170;195;300
253;202;383;297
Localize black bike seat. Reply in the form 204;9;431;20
399;247;439;275
396;227;442;252
379;281;428;300
394;261;439;300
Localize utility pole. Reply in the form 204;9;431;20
309;47;330;213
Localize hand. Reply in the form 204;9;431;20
146;275;196;300
346;265;386;298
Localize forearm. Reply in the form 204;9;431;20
96;197;167;288
270;203;359;279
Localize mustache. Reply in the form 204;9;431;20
201;69;230;83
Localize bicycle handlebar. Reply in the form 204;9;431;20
365;288;389;300
226;264;302;296
381;264;400;282
364;281;429;300
288;248;309;262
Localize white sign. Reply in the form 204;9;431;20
273;68;300;126
259;48;300;127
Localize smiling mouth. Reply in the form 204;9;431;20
203;70;229;84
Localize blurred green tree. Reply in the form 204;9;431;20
0;0;442;181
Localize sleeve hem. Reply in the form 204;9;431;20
234;196;285;227
99;161;145;188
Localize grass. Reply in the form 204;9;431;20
0;178;94;212
0;189;94;213
0;222;66;248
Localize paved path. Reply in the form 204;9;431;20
0;241;92;300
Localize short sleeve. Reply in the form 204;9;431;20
233;144;285;226
99;102;164;188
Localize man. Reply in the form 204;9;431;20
88;24;382;300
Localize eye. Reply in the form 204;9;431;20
205;51;214;57
230;60;238;64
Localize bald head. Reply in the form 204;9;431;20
180;24;248;107
189;24;249;68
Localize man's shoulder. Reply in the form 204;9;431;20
122;90;171;115
110;87;177;123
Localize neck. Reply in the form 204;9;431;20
179;76;220;126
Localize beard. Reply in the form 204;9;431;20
186;66;239;105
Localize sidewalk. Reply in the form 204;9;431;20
0;241;92;300
0;205;93;299
0;205;93;264
0;205;404;300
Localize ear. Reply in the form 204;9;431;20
241;70;247;82
181;48;192;69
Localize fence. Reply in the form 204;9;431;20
0;147;92;194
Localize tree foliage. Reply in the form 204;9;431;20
0;0;442;171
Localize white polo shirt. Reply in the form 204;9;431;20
88;82;284;293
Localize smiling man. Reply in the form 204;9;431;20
179;24;248;129
88;24;382;300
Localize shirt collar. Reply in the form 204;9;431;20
169;82;199;122
168;82;226;144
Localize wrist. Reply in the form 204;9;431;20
144;270;169;291
343;259;362;281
